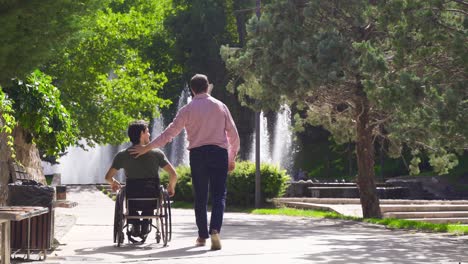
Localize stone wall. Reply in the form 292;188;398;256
12;127;46;184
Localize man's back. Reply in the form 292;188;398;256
111;148;168;180
183;94;232;149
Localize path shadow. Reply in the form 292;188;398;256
72;244;210;261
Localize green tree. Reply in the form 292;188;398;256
3;70;77;158
222;0;467;218
367;0;467;175
0;0;177;168
0;0;106;85
165;0;236;84
164;0;258;157
0;86;16;158
45;0;174;145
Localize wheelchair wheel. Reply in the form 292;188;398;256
163;188;172;241
114;188;126;247
159;187;169;246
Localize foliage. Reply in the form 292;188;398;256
221;0;467;176
1;0;177;157
165;0;235;81
222;0;385;217
163;0;254;125
46;0;173;146
1;0;178;162
3;70;78;158
227;161;289;207
0;0;107;85
160;166;193;202
0;86;16;158
45;175;54;185
160;162;290;206
363;0;468;175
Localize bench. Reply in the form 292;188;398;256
7;162;55;261
0;206;49;264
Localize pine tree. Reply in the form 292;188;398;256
222;0;467;218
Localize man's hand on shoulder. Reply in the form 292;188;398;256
128;144;149;158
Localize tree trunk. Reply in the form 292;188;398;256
235;12;246;47
12;126;46;184
0;117;12;205
354;94;382;218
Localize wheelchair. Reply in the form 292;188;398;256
113;179;172;247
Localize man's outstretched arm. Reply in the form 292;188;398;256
224;105;240;172
129;107;187;158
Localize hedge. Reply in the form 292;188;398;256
160;161;289;207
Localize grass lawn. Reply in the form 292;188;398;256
169;201;468;235
251;207;468;235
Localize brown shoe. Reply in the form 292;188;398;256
210;230;221;250
195;237;206;247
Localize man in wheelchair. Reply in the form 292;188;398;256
104;120;177;242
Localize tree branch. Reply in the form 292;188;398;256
445;8;468;15
450;0;468;7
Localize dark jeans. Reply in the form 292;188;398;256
190;145;228;239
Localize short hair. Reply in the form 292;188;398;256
128;120;148;145
190;74;209;94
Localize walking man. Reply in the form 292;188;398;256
130;74;240;250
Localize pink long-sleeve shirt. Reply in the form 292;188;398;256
149;93;240;163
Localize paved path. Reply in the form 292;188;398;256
35;186;468;263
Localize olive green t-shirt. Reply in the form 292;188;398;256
111;148;169;180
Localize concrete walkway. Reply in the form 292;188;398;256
33;186;468;263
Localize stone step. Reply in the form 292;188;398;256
275;199;468;223
405;217;468;224
278;200;468;213
384;211;468;219
292;182;392;187
381;204;468;213
276;201;335;212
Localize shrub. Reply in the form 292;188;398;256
227;161;289;207
161;161;290;207
160;166;193;203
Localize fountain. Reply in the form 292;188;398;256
43;141;129;184
249;112;271;163
166;87;191;167
249;105;294;172
151;112;165;137
272;105;294;172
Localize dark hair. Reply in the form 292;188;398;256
128;120;148;145
190;74;209;94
